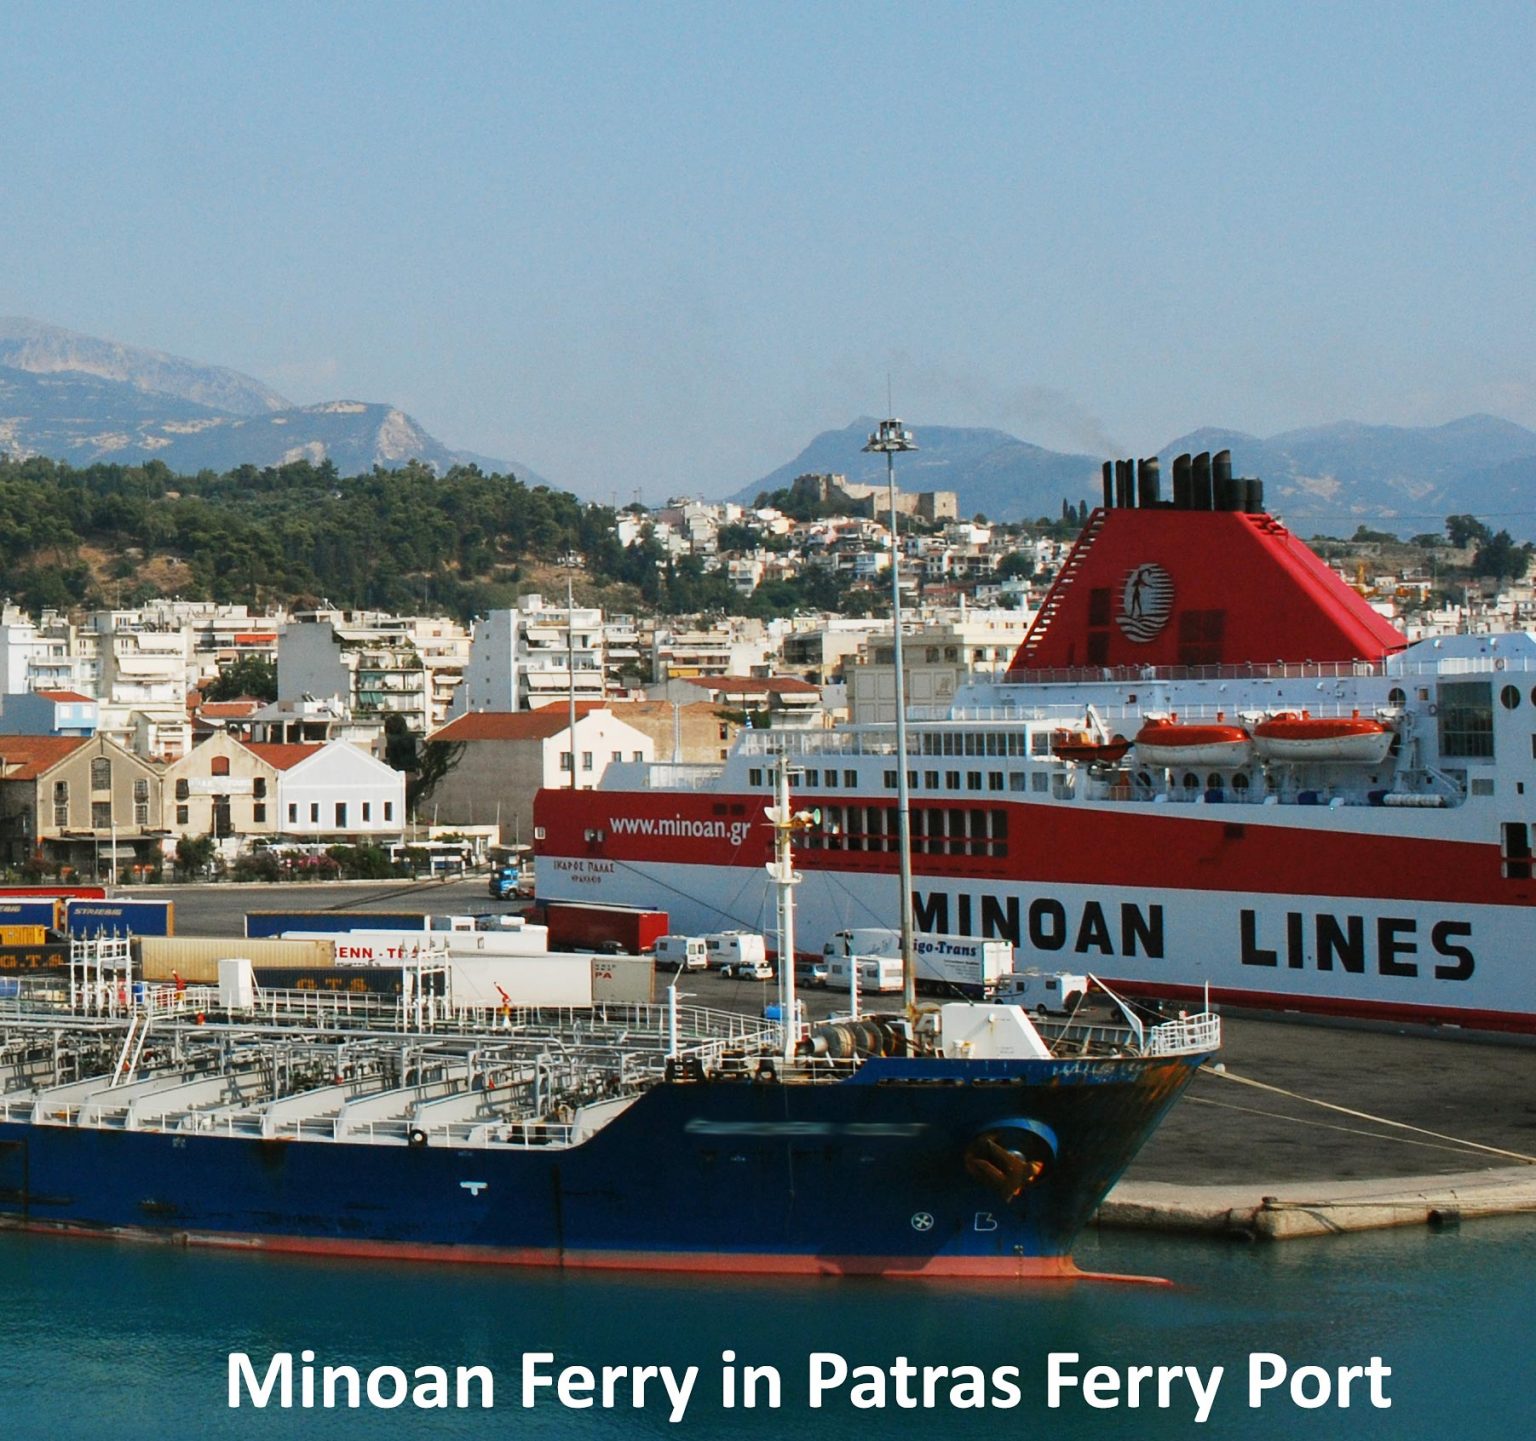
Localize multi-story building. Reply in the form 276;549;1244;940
277;611;430;743
454;595;607;714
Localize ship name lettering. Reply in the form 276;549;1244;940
913;893;1163;959
1238;910;1475;981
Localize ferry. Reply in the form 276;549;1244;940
534;448;1536;1034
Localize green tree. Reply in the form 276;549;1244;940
204;655;278;701
1472;530;1533;580
1446;514;1492;548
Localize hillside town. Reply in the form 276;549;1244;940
0;472;1531;881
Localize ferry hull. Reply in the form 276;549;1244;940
0;1054;1202;1277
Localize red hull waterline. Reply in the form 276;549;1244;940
0;1217;1171;1285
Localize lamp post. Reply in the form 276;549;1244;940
862;417;918;1012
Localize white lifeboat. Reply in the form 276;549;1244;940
1252;711;1393;765
1134;717;1254;769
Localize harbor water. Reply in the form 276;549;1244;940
1;1220;1530;1440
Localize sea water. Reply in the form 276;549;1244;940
0;1221;1530;1440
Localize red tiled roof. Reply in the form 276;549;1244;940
33;690;94;704
199;700;264;718
432;705;607;742
678;675;820;695
0;736;92;779
241;742;324;770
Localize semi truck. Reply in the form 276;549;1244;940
821;928;1015;997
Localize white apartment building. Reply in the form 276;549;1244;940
455;595;607;713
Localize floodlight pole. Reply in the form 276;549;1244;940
863;418;919;1012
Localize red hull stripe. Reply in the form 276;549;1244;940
1099;977;1536;1036
2;1219;1176;1284
536;792;1521;907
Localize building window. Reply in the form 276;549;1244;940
633;751;643;763
176;805;189;825
211;755;231;776
362;802;371;822
335;803;348;827
133;778;149;825
582;751;594;771
288;803;298;823
175;779;190;801
253;804;266;823
53;781;68;827
253;777;266;799
310;803;320;823
91;757;111;791
560;751;573;772
612;751;622;763
92;801;112;828
384;801;393;822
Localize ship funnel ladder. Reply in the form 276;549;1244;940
1014;507;1107;667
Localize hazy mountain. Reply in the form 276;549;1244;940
0;317;288;415
0;318;530;479
732;419;1103;521
1159;416;1536;537
733;414;1536;538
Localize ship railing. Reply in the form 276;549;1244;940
998;660;1387;686
1142;1011;1222;1056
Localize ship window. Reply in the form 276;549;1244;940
967;771;982;790
803;771;818;787
845;770;857;788
1501;685;1521;710
884;770;897;789
1438;682;1493;759
825;770;837;788
946;770;960;788
1388;688;1406;706
925;771;939;788
749;768;762;786
1472;778;1494;796
989;772;1004;791
1232;773;1250;792
1183;773;1199;791
1031;771;1048;792
1030;732;1050;756
1010;772;1026;791
1502;822;1531;879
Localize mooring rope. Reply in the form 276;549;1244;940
1197;1065;1536;1166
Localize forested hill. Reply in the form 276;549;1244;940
0;455;624;618
0;454;846;620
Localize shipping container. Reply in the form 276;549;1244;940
537;902;668;955
0;885;107;899
244;910;430;939
137;936;337;983
65;898;175;938
0;925;48;947
0;900;63;929
0;942;70;973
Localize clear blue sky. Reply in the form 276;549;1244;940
3;1;1532;501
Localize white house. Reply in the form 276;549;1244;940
247;741;407;842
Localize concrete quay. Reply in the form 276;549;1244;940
1100;1013;1536;1240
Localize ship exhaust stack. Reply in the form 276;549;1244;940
1213;449;1236;510
1172;453;1192;509
1192;451;1213;510
1137;456;1162;508
1101;461;1113;509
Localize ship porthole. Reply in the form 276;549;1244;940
1501;685;1520;710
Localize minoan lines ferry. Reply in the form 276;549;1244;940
535;450;1536;1034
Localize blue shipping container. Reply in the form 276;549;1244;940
65;899;175;938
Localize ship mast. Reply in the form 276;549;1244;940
863;417;918;1012
765;752;804;1062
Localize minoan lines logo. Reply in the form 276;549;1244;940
1116;563;1174;641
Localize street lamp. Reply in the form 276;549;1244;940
862;417;918;1012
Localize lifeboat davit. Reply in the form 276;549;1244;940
1051;729;1132;765
1135;718;1254;769
1252;712;1393;765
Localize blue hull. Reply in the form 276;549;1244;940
0;1053;1202;1278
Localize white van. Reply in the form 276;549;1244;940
704;931;768;973
654;935;709;970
